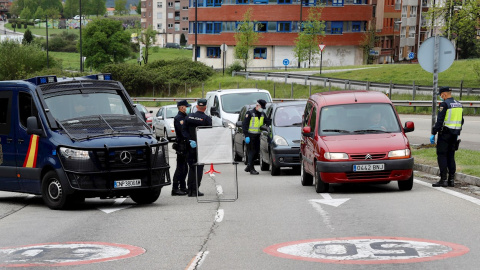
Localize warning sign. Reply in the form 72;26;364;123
0;242;145;267
264;237;469;264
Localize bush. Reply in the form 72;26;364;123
48;36;67;51
226;61;243;75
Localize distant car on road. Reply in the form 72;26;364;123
73;15;86;20
153;105;178;141
183;44;193;50
165;43;180;49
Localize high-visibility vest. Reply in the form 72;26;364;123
444;100;463;131
248;115;264;134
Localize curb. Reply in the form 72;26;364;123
414;163;480;186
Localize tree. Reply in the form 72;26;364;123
63;0;79;19
361;18;378;65
115;0;129;16
34;7;45;23
89;0;107;17
293;7;325;68
81;18;131;69
136;0;142;15
23;29;34;44
45;7;61;20
138;26;157;65
180;33;186;46
20;7;32;22
234;8;262;71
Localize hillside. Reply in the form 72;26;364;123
106;0;138;8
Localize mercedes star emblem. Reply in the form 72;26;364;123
120;151;132;164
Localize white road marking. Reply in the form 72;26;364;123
415;178;480;206
98;198;132;214
308;200;335;232
215;209;224;223
309;193;350;207
216;185;223;195
186;251;209;270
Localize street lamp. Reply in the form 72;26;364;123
80;0;83;72
194;0;198;62
46;15;49;69
298;0;303;68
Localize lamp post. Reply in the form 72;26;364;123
194;0;198;62
392;20;401;63
298;0;303;68
46;15;49;69
80;0;83;72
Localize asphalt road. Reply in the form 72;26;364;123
1;143;480;269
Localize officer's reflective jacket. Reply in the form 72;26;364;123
243;109;270;136
432;98;464;135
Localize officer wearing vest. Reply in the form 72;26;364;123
171;100;191;196
182;99;212;197
242;99;271;175
430;86;464;187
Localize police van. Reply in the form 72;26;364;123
0;74;170;209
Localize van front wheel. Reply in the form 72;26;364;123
314;169;329;193
130;187;162;204
300;160;313;186
42;171;71;210
398;175;414;191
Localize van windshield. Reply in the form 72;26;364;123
221;92;271;113
45;92;131;121
319;103;401;135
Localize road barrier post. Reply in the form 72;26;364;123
412;81;416;112
460;80;463;100
309;83;312;97
273;82;276;98
291;82;294;99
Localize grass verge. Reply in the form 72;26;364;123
412;147;480;178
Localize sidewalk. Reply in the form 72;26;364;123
414;163;480;187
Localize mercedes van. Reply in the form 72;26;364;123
0;74;170;209
300;91;415;193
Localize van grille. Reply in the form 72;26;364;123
350;153;386;160
346;171;392;180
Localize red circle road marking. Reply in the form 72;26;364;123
263;237;469;264
0;242;145;267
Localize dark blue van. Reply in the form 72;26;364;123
0;74;170;209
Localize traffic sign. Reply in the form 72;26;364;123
418;36;455;73
283;59;290;66
319;44;326;52
220;43;228;52
408;52;415;60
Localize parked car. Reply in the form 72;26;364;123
134;103;153;128
165;43;180;49
73;15;85;20
153;105;178;141
259;101;306;175
183;44;193;50
300;90;415;193
233;103;272;165
205;88;272;129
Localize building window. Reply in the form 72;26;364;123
254;48;267;59
253;0;268;3
149;1;151;6
168;2;174;7
175;23;180;31
331;21;343;34
255;22;267;32
157;12;163;19
182;27;189;31
332;0;344;6
183;17;188;21
237;0;249;4
207;0;223;6
183;6;188;9
277;22;291;32
304;0;317;6
353;0;362;4
196;47;201;58
207;47;221;58
352;21;361;32
175;1;180;10
168;13;173;19
142;12;146;18
157;2;163;8
168;23;173;29
277;0;292;3
157;23;163;29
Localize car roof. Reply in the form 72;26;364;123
272;100;307;107
310;90;391;106
206;88;271;96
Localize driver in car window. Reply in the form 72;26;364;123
369;111;386;130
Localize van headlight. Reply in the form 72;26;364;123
388;149;411;159
324;152;348;160
273;135;288;146
59;147;90;160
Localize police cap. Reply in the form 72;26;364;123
439;86;451;94
197;99;207;106
257;99;267;109
177;100;191;107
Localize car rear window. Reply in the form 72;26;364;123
319;103;401;135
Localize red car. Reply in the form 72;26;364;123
300;91;415;193
134;103;153;128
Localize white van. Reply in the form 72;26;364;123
205;89;273;127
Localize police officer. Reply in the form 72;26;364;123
242;99;271;175
171;100;191;196
182;99;212;197
430;86;464;187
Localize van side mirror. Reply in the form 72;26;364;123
260;125;270;132
157;116;163;120
302;126;313;137
211;107;219;117
236;121;243;127
27;116;43;136
404;121;415;133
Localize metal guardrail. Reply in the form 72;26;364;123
232;71;480;95
132;97;480;108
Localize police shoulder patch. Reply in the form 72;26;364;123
180;120;184;125
246;113;249;118
439;107;444;112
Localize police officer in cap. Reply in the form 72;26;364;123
182;99;212;196
171;100;191;196
430;86;464;187
242;99;271;175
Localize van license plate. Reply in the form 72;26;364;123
114;179;141;188
353;164;385;172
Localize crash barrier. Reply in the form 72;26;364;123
194;126;238;203
232;71;480;96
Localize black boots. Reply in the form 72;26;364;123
432;172;448;187
245;166;259;175
447;174;455;187
171;189;188;196
188;190;204;197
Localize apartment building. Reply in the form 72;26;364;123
187;1;373;69
141;0;190;47
0;0;11;19
374;0;402;64
398;0;418;61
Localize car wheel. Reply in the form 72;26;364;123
292;166;301;175
314;166;329;193
260;149;269;171
153;127;160;140
270;152;280;176
398;174;413;191
243;144;248;165
163;129;170;142
300;160;313;186
41;171;74;210
233;143;242;162
130;187;162;204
